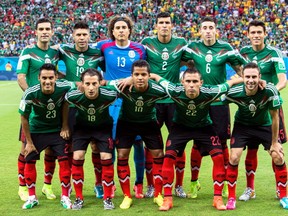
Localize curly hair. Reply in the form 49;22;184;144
108;15;133;41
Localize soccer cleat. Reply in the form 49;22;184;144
188;180;201;198
133;184;144;199
60;195;72;209
213;196;226;210
222;181;228;198
239;187;256;201
144;185;155;198
111;184;116;198
18;186;28;201
94;185;104;199
153;193;164;207
22;195;39;209
226;198;236;210
119;196;133;209
42;183;56;200
159;197;173;211
103;198;115;210
280;197;288;209
72;197;84;210
175;185;187;198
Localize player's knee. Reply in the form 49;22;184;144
229;153;240;165
271;152;284;165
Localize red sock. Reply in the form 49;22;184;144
190;144;202;181
245;148;258;189
226;162;238;199
92;153;102;186
18;153;26;186
145;148;154;186
24;160;37;196
58;156;71;197
101;159;114;199
211;153;225;196
153;157;163;197
175;152;185;187
117;158;131;197
274;162;287;199
72;159;84;200
44;154;56;184
162;150;177;196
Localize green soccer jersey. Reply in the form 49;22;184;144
108;79;168;123
16;45;59;87
182;40;245;85
65;86;117;127
59;44;104;82
225;83;282;126
19;80;73;133
158;78;230;128
240;45;287;85
141;36;187;103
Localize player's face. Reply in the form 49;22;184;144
132;67;149;92
156;17;172;38
112;21;130;43
39;69;57;94
243;68;260;93
73;28;90;50
82;75;100;99
248;26;266;47
200;21;216;43
36;22;54;43
181;73;203;99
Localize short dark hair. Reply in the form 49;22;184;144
39;63;57;76
200;16;216;25
73;21;89;31
156;12;171;23
108;15;133;40
182;67;202;80
131;60;151;74
80;68;103;82
248;20;266;33
36;18;53;29
243;62;260;73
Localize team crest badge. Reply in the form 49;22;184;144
205;54;213;63
77;57;85;66
136;100;144;107
45;58;51;64
88;108;96;115
47;103;55;110
161;52;169;61
128;50;136;58
248;104;257;112
187;103;196;110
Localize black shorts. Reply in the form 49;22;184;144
72;124;114;153
155;103;176;131
209;105;231;140
166;123;222;156
279;106;287;143
115;120;163;150
230;123;272;150
25;132;69;161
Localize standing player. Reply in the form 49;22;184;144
19;64;72;209
149;67;242;211
96;15;146;198
65;69;117;210
141;11;188;198
59;21;105;198
16;18;59;201
109;60;167;209
238;20;287;201
182;16;245;198
225;62;288;210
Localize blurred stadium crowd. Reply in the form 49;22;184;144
0;0;288;56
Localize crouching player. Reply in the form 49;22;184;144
65;68;117;210
19;63;73;209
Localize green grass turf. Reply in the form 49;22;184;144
0;81;287;216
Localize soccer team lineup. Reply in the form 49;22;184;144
15;11;288;212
